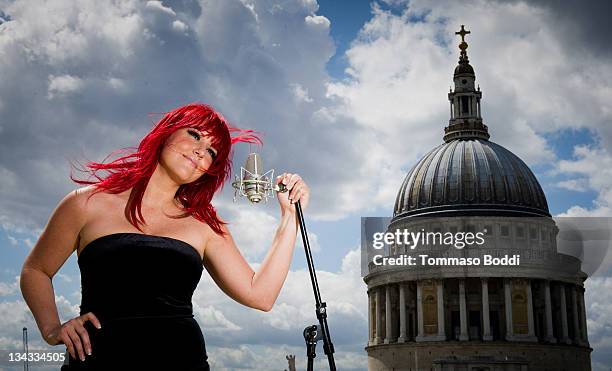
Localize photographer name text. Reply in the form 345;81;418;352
372;254;520;267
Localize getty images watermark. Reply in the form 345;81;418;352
360;216;612;278
369;225;517;268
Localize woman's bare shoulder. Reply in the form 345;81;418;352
61;186;120;222
56;186;93;211
70;185;121;206
200;212;232;246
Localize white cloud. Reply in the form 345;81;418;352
0;166;17;191
0;0;344;228
218;202;278;259
290;82;314;103
1;0;609;226
192;243;364;328
188;246;366;369
559;205;612;217
556;145;612;216
207;343;367;370
209;344;258;369
47;74;84;99
240;0;259;23
305;14;330;28
107;77;127;91
0;278;18;296
55;273;73;283
0;215;42;237
0;294;79;362
54;294;80;320
326;0;566;167
172;19;188;33
593;361;612;371
215;200;322;256
194;304;242;332
145;1;176;16
557;178;590;192
0;299;48;350
585;277;612;369
7;235;18;246
264;248;366;332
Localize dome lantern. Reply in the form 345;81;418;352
445;25;489;142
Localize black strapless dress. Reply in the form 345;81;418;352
61;233;210;370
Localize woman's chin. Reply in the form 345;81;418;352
166;168;199;185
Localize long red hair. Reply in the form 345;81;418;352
70;103;261;235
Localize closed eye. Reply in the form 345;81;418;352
187;128;201;140
188;128;216;160
207;148;217;160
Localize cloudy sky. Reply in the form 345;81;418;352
0;0;611;369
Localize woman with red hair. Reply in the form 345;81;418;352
19;103;310;370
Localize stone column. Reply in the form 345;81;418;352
450;102;453;119
527;280;536;339
454;97;458;118
368;290;373;345
544;280;556;343
459;279;469;341
416;280;424;341
385;285;392;344
559;284;571;344
437;280;446;340
504;279;513;340
481;278;492;341
468;96;472;116
578;288;589;346
398;283;407;343
375;288;382;344
571;285;581;345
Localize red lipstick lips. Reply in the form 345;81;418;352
183;154;197;168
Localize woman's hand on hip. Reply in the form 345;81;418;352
46;312;102;362
276;173;310;213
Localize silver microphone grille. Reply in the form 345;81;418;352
244;153;264;203
244;152;263;176
231;152;278;203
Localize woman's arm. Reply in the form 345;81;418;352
20;188;87;343
202;173;309;312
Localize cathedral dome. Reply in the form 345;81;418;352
393;25;550;219
393;138;550;218
454;63;474;75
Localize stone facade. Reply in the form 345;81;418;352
364;217;591;370
367;342;591;371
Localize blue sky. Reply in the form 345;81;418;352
318;0;374;79
1;0;612;370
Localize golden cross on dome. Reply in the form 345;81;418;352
455;25;471;42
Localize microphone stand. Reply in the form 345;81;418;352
294;200;336;371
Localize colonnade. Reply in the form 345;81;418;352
450;96;482;119
367;278;589;347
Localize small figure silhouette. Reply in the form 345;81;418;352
286;354;296;371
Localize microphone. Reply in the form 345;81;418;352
233;153;337;369
231;152;287;203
